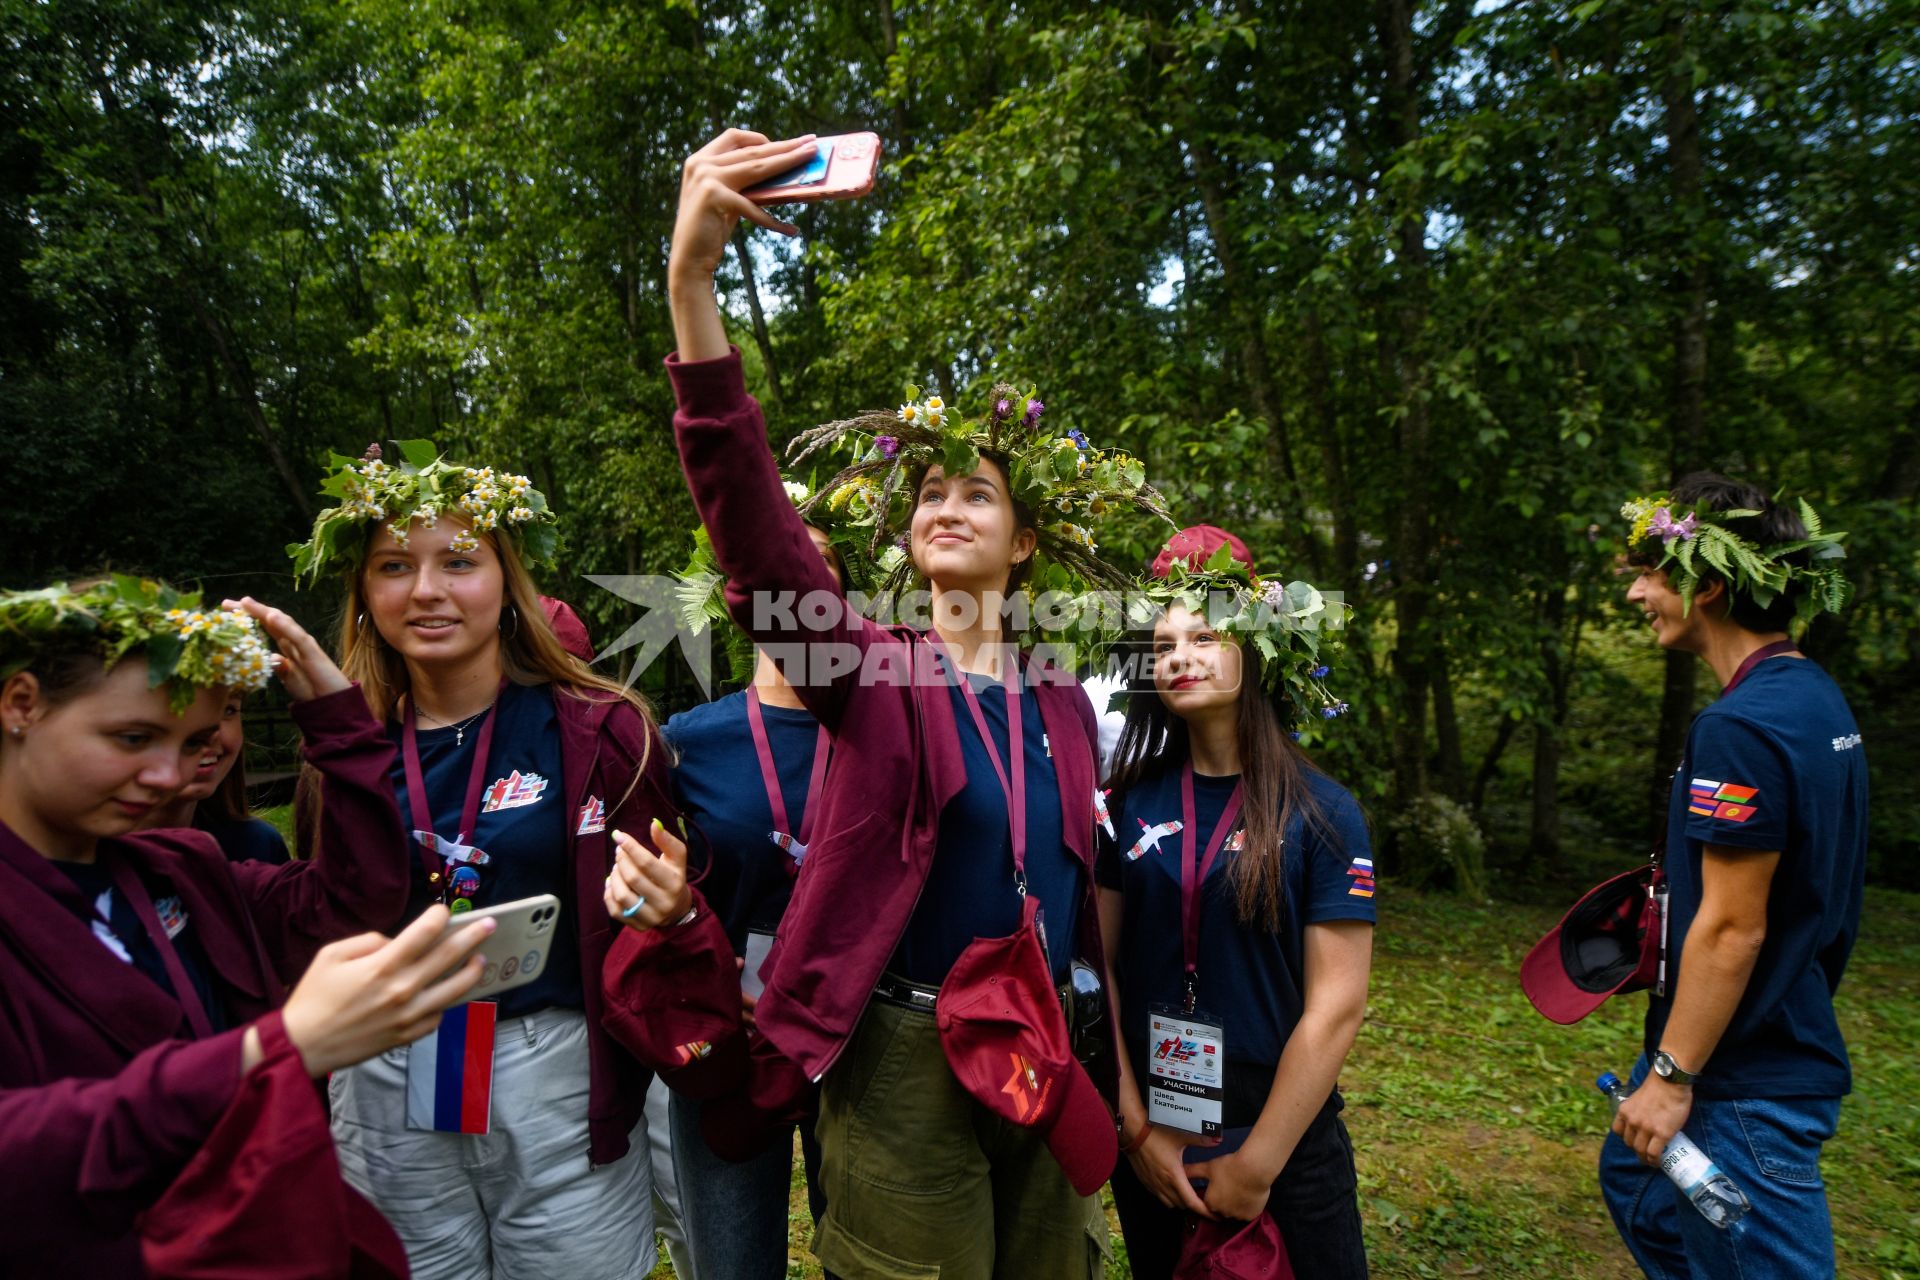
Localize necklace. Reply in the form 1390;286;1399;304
417;701;494;747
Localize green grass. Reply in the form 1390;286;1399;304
643;879;1920;1278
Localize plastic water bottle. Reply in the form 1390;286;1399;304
1598;1072;1751;1228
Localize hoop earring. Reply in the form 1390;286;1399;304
500;605;520;639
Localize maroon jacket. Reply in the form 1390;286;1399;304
660;349;1105;1087
543;687;678;1164
0;687;410;1279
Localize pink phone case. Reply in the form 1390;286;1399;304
745;132;882;205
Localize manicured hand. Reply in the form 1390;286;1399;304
604;818;693;931
1614;1073;1692;1166
223;596;352;701
1127;1123;1216;1219
278;905;492;1076
1186;1148;1275;1222
669;129;817;289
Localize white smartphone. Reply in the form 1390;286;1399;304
441;894;562;1004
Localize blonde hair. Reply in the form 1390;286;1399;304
298;521;658;847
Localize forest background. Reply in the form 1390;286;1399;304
3;0;1916;882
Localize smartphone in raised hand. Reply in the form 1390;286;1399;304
744;132;882;205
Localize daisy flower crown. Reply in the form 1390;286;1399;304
785;382;1173;595
0;577;277;714
289;440;558;584
1621;493;1850;624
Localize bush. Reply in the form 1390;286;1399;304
1393;794;1489;899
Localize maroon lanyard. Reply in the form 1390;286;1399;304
1723;640;1798;694
1179;763;1245;1013
401;681;504;885
104;853;215;1039
745;686;831;846
928;635;1028;892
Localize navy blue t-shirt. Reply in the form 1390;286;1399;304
1646;656;1868;1100
1097;767;1374;1072
390;681;581;1017
59;857;228;1035
199;815;291;866
894;674;1081;985
665;691;822;954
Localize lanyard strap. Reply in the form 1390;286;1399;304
1723;640;1798;694
1179;763;1245;1012
745;687;831;845
402;681;504;884
929;635;1028;888
106;853;215;1039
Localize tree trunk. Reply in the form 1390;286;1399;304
1529;580;1570;865
731;224;784;410
1375;0;1438;813
1431;651;1468;802
1649;5;1711;837
1302;308;1359;587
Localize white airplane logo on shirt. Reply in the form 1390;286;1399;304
1124;817;1185;862
412;830;493;867
768;830;808;865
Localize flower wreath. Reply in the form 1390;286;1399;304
785;382;1173;595
674;478;896;685
289;440;558;584
0;577;277;714
1621;494;1850;625
1060;541;1352;722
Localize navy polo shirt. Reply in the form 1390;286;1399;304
1646;656;1868;1100
894;674;1080;985
665;691;822;954
59;858;227;1034
199;815;291;866
1097;766;1374;1072
390;680;581;1017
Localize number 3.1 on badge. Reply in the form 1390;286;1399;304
744;132;882;205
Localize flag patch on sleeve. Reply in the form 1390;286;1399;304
1689;778;1760;823
1347;856;1376;898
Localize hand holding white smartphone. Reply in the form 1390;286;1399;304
439;894;562;1004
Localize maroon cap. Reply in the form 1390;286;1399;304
599;892;748;1099
936;897;1117;1195
1520;865;1663;1025
539;595;594;661
1151;524;1254;579
1172;1212;1294;1278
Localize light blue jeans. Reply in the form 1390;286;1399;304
1599;1054;1841;1280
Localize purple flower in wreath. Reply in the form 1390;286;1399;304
1066;428;1091;451
1321;701;1349;720
993;398;1013;422
1310;665;1331;680
875;435;900;458
1024;398;1046;426
895;533;910;551
1648;506;1698;545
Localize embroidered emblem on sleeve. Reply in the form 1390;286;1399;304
1347;856;1376;898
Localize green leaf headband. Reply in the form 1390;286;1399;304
1060;540;1352;722
1621;494;1850;625
786;381;1174;594
289;440;559;584
0;576;276;714
676;480;897;685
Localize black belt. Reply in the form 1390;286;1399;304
871;970;1072;1012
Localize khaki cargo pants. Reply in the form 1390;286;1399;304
811;995;1110;1278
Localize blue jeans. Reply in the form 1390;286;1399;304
667;1086;827;1280
1598;1055;1841;1280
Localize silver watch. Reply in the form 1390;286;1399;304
1651;1050;1699;1086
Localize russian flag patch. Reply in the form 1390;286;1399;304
405;1001;497;1134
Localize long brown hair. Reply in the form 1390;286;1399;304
298;521;658;846
1105;642;1337;930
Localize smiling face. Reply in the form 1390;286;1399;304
1624;563;1720;652
909;455;1037;595
361;516;507;673
1152;604;1244;721
0;660;226;857
176;692;244;803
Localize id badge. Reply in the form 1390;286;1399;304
1146;1004;1225;1137
404;1000;498;1135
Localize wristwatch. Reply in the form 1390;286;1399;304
1651;1050;1699;1086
